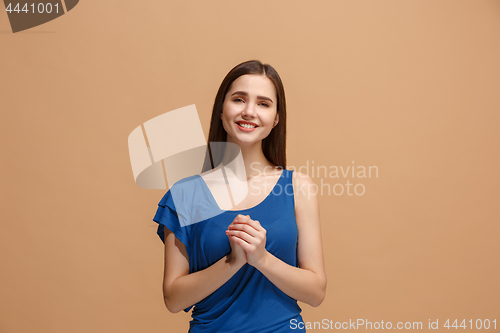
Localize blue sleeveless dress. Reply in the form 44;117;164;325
152;169;306;333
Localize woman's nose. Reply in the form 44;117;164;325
241;102;257;117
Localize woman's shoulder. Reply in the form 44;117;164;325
291;170;320;230
171;173;202;186
291;169;314;187
159;174;204;207
291;169;316;209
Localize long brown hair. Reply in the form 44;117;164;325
202;60;287;172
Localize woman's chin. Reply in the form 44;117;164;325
227;135;261;146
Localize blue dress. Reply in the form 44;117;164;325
152;169;306;333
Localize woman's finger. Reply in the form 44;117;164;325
228;222;259;237
232;218;264;233
226;229;254;244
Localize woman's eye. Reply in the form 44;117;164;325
261;103;269;107
233;98;243;103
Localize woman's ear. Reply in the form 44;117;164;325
273;114;279;127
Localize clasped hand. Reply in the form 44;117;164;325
225;214;268;269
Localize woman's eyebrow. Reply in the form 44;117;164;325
230;91;274;103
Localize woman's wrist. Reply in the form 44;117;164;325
252;251;272;271
225;253;245;271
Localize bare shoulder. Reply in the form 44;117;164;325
292;170;314;186
292;170;318;214
292;170;316;197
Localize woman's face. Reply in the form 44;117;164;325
221;74;279;147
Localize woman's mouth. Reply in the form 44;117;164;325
236;121;258;132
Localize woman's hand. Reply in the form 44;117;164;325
225;214;269;269
226;216;247;268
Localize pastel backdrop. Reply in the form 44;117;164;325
1;1;499;332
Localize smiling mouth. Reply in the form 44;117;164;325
236;122;258;129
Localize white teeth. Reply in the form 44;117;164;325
238;123;256;128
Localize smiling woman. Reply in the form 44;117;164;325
152;60;326;333
221;74;279;145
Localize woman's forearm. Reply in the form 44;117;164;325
163;255;244;313
255;252;326;307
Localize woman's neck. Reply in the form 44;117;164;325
220;141;277;180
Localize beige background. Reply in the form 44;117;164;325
1;1;499;332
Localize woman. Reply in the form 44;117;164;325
153;60;326;332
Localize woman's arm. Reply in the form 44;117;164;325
226;172;327;307
162;225;246;313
